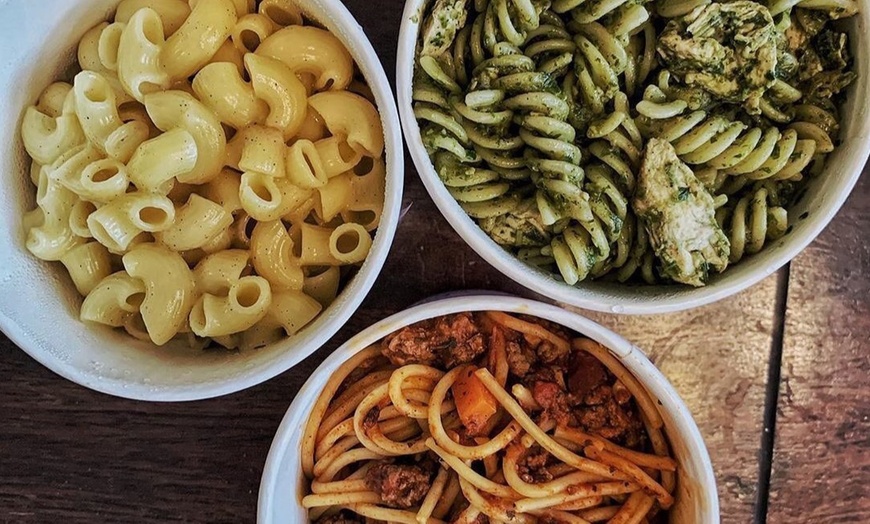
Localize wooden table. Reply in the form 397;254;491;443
2;2;869;522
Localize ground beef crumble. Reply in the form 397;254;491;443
536;338;569;364
364;461;432;508
523;352;645;447
382;313;486;368
502;326;538;377
517;446;554;483
567;352;609;400
575;384;645;446
381;323;438;365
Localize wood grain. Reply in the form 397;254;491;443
0;1;866;524
0;185;781;524
767;164;870;523
0;4;533;523
0;184;780;524
581;272;783;524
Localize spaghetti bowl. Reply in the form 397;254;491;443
0;0;403;401
259;294;719;523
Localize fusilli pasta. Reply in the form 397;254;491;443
413;0;858;286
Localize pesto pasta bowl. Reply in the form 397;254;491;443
396;0;870;314
259;293;719;523
0;0;403;400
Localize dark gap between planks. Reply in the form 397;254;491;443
754;264;791;524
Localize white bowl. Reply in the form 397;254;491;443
0;0;404;401
396;0;870;314
258;293;720;523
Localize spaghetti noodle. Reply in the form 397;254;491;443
302;312;678;523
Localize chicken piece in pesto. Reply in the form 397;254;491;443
633;139;730;287
420;0;469;57
657;1;777;114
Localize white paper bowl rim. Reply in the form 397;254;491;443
0;0;404;401
395;0;870;315
258;293;720;523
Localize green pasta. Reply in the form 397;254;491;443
413;0;859;286
716;185;789;263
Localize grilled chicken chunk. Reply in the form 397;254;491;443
420;0;468;57
633;139;730;287
657;1;778;113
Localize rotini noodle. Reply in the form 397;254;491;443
413;0;858;287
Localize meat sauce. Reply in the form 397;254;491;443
315;460;437;522
364;461;433;508
382;312;645;449
323;313;651;522
382;313;487;368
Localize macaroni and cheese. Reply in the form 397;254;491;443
20;0;386;349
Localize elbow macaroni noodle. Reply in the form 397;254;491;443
20;0;386;348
